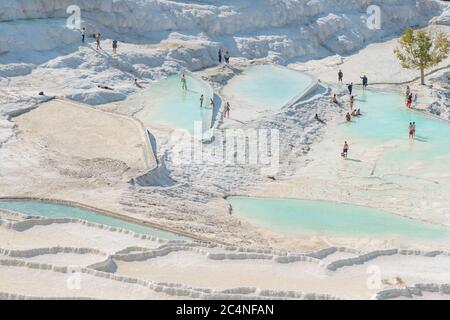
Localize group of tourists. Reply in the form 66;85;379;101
338;69;420;158
405;86;417;108
338;70;369;159
80;27;118;54
179;74;231;118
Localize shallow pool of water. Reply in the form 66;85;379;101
0;200;186;241
339;89;450;175
223;65;314;110
228;89;450;243
228;197;450;243
135;74;213;134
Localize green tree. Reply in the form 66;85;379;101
394;27;450;85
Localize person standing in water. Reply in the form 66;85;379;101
218;49;222;63
348;82;353;95
112;40;118;54
338;70;343;83
342;141;349;158
349;95;355;110
200;94;204;108
406;93;413;108
360;75;368;90
95;32;101;50
209;98;215;109
181;74;187;91
224;102;231;118
412;122;416;138
81;27;86;44
409;122;414;139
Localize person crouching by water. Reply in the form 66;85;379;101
331;94;339;104
341;141;349;159
346;112;351;122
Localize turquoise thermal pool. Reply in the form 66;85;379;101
339;89;450;176
228;197;450;243
135;74;213;134
0;200;186;240
228;89;450;243
223;65;315;110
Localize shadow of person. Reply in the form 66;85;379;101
414;135;428;142
345;158;362;162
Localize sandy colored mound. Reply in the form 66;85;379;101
13;99;156;177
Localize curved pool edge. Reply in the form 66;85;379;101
226;195;450;239
276;64;319;110
0;196;230;246
10;98;158;180
220;63;319;115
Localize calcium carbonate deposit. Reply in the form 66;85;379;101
1;0;450;300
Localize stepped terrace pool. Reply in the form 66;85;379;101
222;65;315;111
0;200;186;241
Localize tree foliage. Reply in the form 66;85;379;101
394;28;450;84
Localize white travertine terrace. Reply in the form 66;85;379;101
1;0;450;300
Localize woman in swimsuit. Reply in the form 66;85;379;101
409;122;414;139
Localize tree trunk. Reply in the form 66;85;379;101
420;68;425;85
